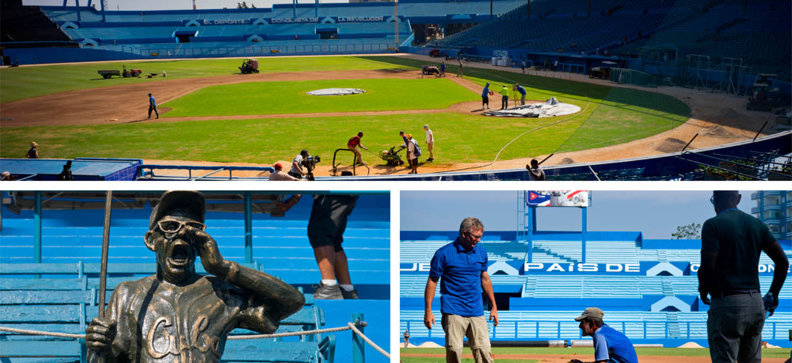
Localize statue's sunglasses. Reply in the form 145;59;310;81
157;219;206;234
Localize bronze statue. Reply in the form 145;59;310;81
85;191;306;362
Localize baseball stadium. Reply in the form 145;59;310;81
400;191;792;362
0;190;390;362
1;0;790;181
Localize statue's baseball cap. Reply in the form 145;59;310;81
575;307;604;321
149;191;205;229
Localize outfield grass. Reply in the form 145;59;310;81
0;56;414;103
0;55;691;164
0;101;683;164
0;113;577;163
162;78;478;117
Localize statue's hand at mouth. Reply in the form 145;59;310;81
185;227;229;278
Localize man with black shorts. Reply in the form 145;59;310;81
699;191;788;363
307;194;360;299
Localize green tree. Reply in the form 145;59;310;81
671;223;701;239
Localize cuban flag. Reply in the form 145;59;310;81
526;191;589;207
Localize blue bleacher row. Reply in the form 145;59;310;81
61;23;413;44
400;236;792;346
42;1;525;24
400;239;790;266
400;310;792;341
92;38;403;58
0;195;390;287
400;274;792;300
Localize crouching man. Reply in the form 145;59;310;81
570;307;638;363
85;191;305;362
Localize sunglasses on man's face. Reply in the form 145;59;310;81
157;219;206;234
466;231;483;240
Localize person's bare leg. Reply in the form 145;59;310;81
334;250;352;285
313;246;337;280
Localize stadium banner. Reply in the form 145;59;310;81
200;19;250;25
270;17;318;24
335;16;386;22
400;262;642;275
687;263;789;275
525;191;589;207
400;261;786;275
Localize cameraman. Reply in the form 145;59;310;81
289;149;309;179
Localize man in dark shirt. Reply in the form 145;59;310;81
26;141;38;158
148;93;159;119
698;191;788;363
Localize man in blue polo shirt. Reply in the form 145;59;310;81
571;307;638;363
424;217;498;363
514;83;527;106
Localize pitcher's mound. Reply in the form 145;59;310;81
307;88;365;96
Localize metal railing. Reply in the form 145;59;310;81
138;164;275;181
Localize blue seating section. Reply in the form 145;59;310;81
37;0;525;58
0;193;390;362
401;235;792;346
432;0;790;78
40;4;419;57
0;194;389;289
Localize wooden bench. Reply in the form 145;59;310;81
0;263;334;363
97;70;121;79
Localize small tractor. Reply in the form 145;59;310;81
239;58;259;74
379;145;406;166
422;65;440;77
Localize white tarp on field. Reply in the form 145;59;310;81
483;97;580;117
307;88;366;96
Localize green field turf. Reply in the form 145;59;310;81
400;347;792;360
0;56;413;103
161;78;478;117
0;55;691;164
402;357;535;363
